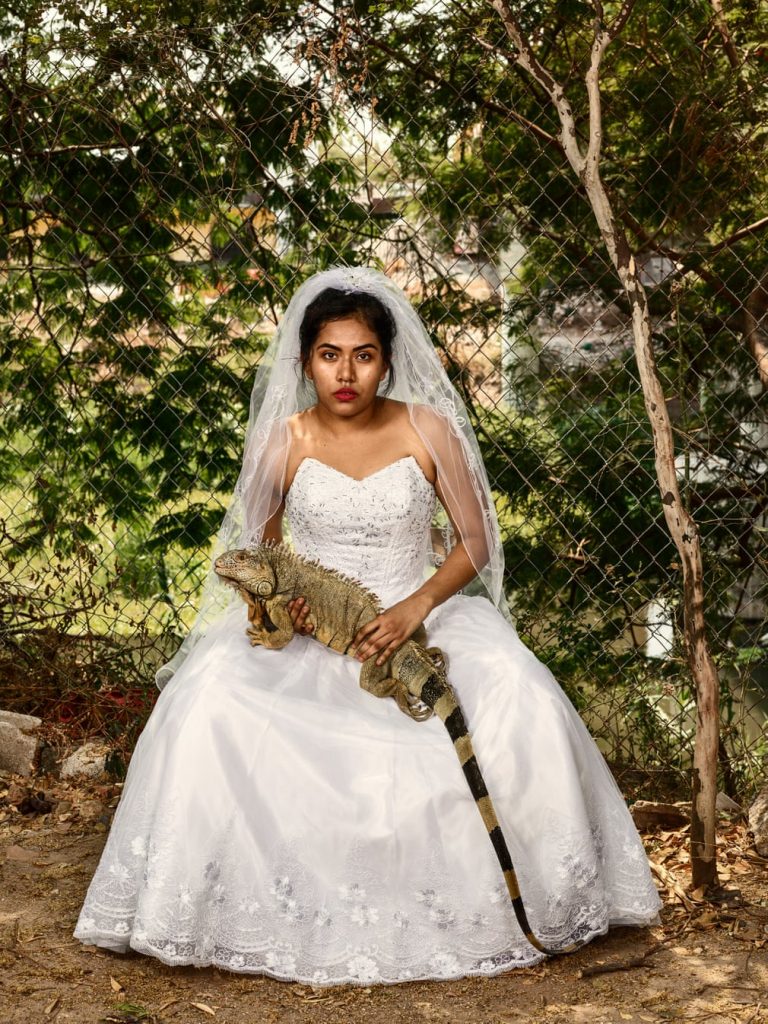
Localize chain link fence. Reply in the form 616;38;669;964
1;2;767;798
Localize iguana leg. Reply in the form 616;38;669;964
359;660;434;722
243;592;266;630
246;598;294;650
359;658;398;700
425;646;447;672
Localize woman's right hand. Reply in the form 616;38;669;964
287;596;314;635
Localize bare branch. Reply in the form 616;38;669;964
618;208;744;309
0;142;137;156
584;26;611;187
710;0;741;70
489;1;561;95
608;1;636;42
314;0;561;149
708;215;768;255
489;0;584;171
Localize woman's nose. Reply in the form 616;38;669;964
337;357;355;381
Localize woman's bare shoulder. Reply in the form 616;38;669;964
285;409;316;442
397;399;453;436
379;396;436;425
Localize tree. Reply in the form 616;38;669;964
2;2;766;869
0;0;374;642
302;0;768;887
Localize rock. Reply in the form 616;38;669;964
60;741;111;780
37;741;60;776
0;911;21;950
77;798;105;821
630;800;689;830
0;710;42;777
716;791;742;815
748;785;768;858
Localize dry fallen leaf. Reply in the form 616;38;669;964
693;912;720;929
190;1002;216;1016
157;997;179;1011
44;995;61;1015
109;976;124;993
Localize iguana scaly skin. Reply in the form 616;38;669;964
214;540;579;956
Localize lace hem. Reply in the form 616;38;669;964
74;905;660;987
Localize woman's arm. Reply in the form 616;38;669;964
349;505;479;666
261;501;285;543
351;407;493;665
243;425;314;635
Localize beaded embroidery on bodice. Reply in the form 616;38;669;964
284;455;435;606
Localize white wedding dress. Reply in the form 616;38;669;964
73;454;662;985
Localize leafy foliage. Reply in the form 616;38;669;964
2;0;767;795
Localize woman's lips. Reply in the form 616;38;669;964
333;390;357;401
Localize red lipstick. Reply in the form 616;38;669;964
333;389;357;402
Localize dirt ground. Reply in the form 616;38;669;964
1;770;767;1024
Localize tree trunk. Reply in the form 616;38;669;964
745;267;768;390
490;0;721;888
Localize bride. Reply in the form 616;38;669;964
73;266;662;985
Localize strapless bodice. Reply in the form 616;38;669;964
284;455;435;606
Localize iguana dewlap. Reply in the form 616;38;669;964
214;540;581;957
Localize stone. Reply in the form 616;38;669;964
77;798;105;821
716;791;742;815
630;800;689;830
0;710;42;777
748;784;768;858
60;741;110;780
37;741;60;776
0;911;21;950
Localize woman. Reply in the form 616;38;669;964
73;266;661;985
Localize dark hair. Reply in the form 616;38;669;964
298;286;396;394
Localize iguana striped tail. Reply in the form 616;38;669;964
410;667;583;957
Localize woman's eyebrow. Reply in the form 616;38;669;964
315;342;378;351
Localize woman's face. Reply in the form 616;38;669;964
305;315;389;415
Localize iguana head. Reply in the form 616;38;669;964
214;547;276;598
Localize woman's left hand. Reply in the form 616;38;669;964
351;593;432;667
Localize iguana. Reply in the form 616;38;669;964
214;540;579;956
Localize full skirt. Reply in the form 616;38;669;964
73;594;662;985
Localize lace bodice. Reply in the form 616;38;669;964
284;455;435;606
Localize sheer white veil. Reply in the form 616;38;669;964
155;265;514;691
